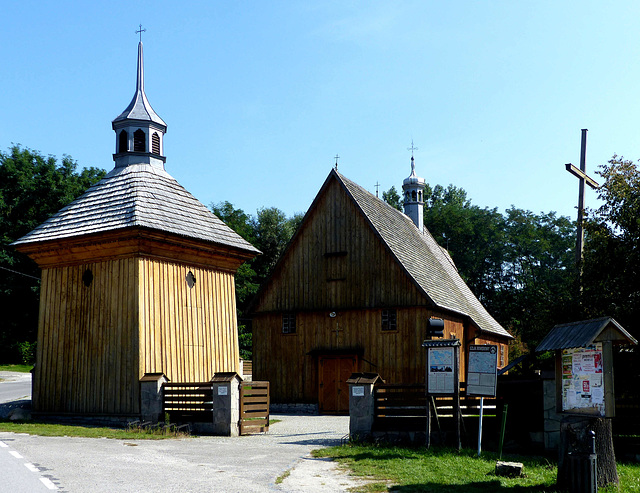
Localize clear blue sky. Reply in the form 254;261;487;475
2;1;639;222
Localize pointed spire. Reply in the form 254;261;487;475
112;37;167;170
402;147;426;233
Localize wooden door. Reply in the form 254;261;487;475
319;355;357;414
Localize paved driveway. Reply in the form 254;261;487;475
0;414;355;493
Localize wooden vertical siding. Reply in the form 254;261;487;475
253;308;467;404
252;177;506;404
138;258;239;383
254;179;427;312
33;258;139;415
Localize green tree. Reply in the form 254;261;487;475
382;186;402;210
582;155;640;340
0;145;105;363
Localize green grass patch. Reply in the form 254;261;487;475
314;444;640;492
275;469;291;484
0;364;33;373
0;420;184;440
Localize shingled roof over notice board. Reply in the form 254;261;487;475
12;163;259;255
536;317;637;352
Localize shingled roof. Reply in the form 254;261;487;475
335;170;511;339
12;163;259;254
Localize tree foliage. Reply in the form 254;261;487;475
382;186;402;211
0;145;105;363
582;155;640;342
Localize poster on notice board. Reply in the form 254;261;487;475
561;343;605;416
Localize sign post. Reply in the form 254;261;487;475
467;345;498;457
422;339;461;450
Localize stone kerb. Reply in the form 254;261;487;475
140;373;168;423
210;372;243;436
347;372;383;441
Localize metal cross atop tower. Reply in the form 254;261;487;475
407;140;419;158
136;24;146;42
565;129;600;269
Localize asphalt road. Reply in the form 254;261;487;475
0;374;358;492
0;372;31;404
0;412;352;493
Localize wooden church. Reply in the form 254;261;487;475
13;41;259;418
250;158;513;413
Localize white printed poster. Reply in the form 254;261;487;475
467;345;498;397
427;347;456;394
561;343;605;416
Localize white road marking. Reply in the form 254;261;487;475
0;441;8;448
40;477;58;490
9;450;23;459
25;462;39;472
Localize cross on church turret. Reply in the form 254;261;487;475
136;24;146;42
407;139;419;157
565;129;600;271
334;154;340;170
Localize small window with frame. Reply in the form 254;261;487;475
282;313;296;334
381;309;397;331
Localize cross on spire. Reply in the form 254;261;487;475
375;181;380;198
334;154;340;170
407;139;419;158
136;24;146;43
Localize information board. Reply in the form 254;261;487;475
467;345;498;397
427;347;456;394
561;343;605;416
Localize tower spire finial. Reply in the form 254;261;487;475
136;24;146;43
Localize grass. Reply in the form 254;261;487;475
313;443;640;492
275;469;291;484
0;419;187;440
0;364;33;373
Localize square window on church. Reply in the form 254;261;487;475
381;309;397;331
282;313;296;334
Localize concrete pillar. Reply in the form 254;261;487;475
211;372;243;436
140;373;168;423
347;373;383;441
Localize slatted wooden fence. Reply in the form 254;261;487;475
373;383;498;433
162;382;214;423
240;381;270;435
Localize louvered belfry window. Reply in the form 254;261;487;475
152;132;160;155
119;130;128;153
133;129;146;152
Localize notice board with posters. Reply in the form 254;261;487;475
423;339;460;396
467;345;498;397
561;343;605;416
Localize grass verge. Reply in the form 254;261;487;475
0;420;185;440
0;364;33;373
313;443;640;492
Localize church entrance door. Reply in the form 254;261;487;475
318;355;357;414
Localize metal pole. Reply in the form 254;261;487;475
498;403;508;460
477;397;484;457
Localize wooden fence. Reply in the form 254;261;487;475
162;382;214;423
373;383;499;438
240;381;270;435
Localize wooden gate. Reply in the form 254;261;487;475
239;381;270;435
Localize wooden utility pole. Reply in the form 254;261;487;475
565;129;600;275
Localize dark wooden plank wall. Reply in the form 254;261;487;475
253;308;467;403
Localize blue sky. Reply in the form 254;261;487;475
2;1;639;222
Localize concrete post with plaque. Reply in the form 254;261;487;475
422;339;461;450
347;372;384;441
536;317;637;490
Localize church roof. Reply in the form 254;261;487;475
335;169;511;339
112;42;166;128
12;163;259;254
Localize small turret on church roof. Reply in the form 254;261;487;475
402;153;426;233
